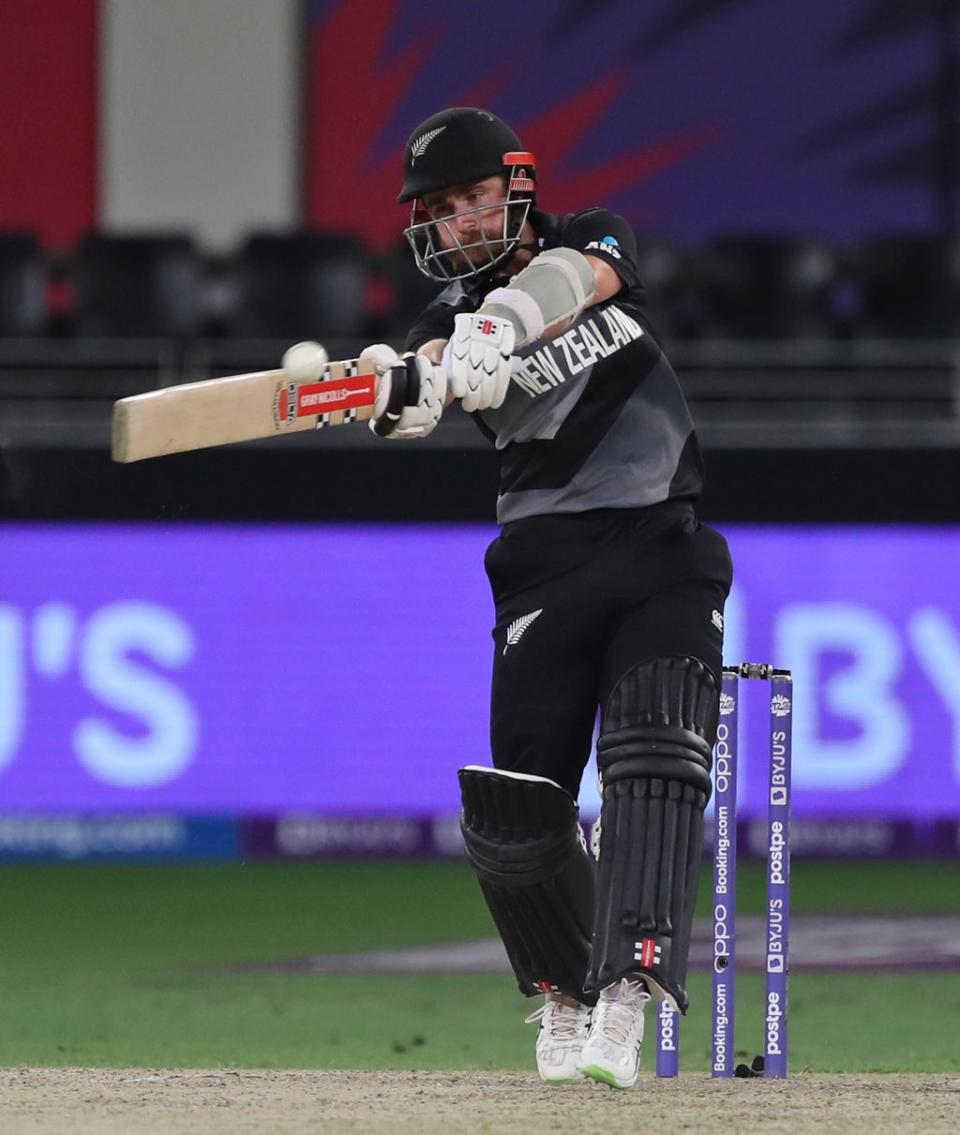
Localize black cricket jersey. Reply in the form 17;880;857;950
404;207;703;524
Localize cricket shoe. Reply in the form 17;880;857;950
579;977;651;1088
524;994;592;1084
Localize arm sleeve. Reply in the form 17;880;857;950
557;209;641;292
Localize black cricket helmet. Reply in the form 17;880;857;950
398;107;537;282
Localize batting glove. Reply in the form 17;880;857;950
448;312;515;413
360;344;447;440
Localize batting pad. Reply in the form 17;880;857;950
459;766;597;1005
586;657;718;1012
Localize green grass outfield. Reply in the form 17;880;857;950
1;860;958;1072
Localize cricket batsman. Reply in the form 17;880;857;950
286;107;732;1088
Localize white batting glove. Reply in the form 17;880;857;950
448;312;515;412
359;342;400;376
360;344;447;440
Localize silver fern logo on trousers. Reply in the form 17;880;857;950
502;609;543;655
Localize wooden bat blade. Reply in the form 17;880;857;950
111;360;377;463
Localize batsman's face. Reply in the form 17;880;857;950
422;177;512;267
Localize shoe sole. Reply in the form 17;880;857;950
541;1074;585;1084
580;1063;637;1090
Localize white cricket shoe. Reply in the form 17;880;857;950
579;977;651;1088
525;994;592;1084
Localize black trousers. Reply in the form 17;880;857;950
483;503;734;800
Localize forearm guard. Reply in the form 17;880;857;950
479;248;596;347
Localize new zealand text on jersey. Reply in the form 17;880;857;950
511;305;644;397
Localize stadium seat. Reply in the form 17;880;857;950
633;235;697;340
72;233;201;338
0;232;46;336
697;235;838;338
383;235;697;342
231;231;370;339
854;235;960;339
379;239;444;338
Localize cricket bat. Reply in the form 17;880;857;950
111;357;377;463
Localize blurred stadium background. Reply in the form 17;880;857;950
2;0;960;1077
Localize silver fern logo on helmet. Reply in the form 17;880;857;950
410;126;447;165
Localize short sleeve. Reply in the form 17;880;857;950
557;209;641;291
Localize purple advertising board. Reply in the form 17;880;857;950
2;523;960;828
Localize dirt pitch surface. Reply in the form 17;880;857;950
3;1069;959;1134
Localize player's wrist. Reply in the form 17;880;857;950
479;290;543;348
